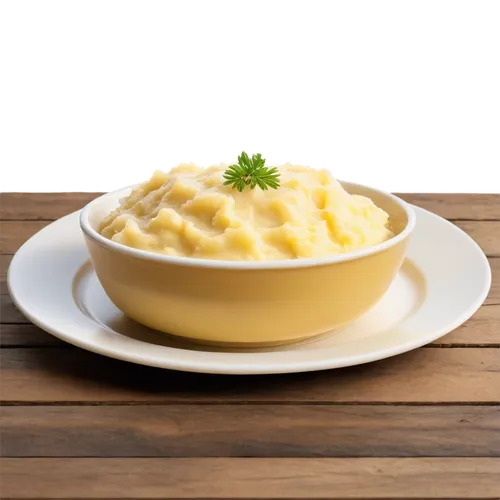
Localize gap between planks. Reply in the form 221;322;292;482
2;401;500;407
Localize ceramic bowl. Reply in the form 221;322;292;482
80;182;415;346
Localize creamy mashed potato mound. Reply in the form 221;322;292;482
99;163;392;260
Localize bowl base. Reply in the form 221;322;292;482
152;325;347;351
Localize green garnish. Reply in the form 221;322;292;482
223;152;280;192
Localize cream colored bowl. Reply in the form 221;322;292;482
80;182;415;347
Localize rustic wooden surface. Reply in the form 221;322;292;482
0;192;499;500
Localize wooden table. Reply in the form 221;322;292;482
1;193;499;500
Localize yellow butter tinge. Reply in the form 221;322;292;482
99;164;393;261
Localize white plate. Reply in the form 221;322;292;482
8;206;491;374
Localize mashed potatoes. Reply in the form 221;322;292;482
99;163;392;260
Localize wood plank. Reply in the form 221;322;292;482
1;199;499;258
6;219;499;258
1;405;498;458
0;254;12;294
1;219;498;260
0;221;50;254
1;347;499;403
435;305;500;345
1;295;26;323
0;253;12;273
487;257;500;305
397;193;500;220
0;192;100;220
1;197;497;261
1;457;499;499
2;192;499;221
0;325;64;347
454;220;500;257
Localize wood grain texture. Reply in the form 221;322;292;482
0;253;12;273
0;254;10;294
454;220;500;257
1;295;26;323
1;405;498;458
0;221;50;254
487;257;500;305
0;192;100;220
0;324;64;347
397;193;500;220
446;305;500;345
2;457;499;499
2;347;499;403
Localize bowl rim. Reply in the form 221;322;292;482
80;180;416;270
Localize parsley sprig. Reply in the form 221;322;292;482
223;152;280;192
